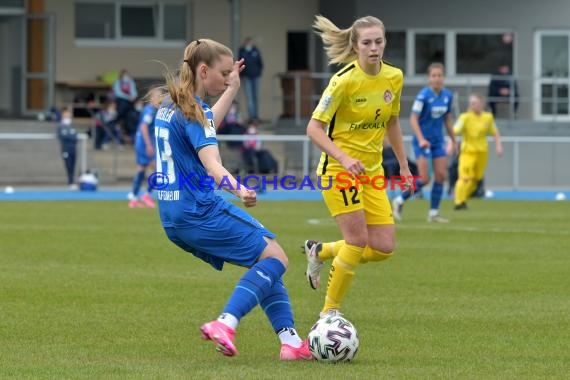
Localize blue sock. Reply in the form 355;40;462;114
260;278;294;332
132;170;144;197
223;257;286;321
402;177;423;200
430;182;444;210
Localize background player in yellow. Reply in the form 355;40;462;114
302;15;414;317
451;93;503;210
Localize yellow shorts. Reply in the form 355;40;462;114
458;151;488;181
320;172;394;225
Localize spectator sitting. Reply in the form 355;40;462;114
242;123;261;173
382;145;419;179
488;64;519;118
93;100;124;150
217;101;247;149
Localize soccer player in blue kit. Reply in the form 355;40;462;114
129;88;161;208
153;39;311;360
392;62;457;222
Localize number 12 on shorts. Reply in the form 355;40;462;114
340;186;360;206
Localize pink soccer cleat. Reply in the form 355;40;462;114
128;199;144;208
279;339;313;361
200;320;237;357
140;193;156;208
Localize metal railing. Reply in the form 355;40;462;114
0;133;89;184
2;133;568;190
272;72;570;125
220;135;570;190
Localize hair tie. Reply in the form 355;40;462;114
183;59;190;65
195;39;201;45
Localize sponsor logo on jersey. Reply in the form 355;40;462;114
205;119;216;138
412;100;424;113
319;95;333;112
348;121;385;131
430;106;448;118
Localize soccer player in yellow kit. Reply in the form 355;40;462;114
452;93;503;209
303;15;413;317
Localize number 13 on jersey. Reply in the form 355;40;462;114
155;126;176;185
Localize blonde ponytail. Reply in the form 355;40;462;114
313;15;385;66
162;39;233;126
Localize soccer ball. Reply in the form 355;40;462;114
308;314;359;363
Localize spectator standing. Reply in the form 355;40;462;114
488;64;519;118
57;107;78;190
112;69;138;139
238;37;263;122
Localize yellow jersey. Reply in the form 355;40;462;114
312;60;403;175
454;111;498;153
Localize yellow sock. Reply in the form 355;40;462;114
320;240;344;261
322;243;364;313
454;177;474;204
360;246;393;263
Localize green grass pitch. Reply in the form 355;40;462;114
1;199;569;379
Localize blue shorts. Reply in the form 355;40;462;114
163;203;275;271
412;139;447;160
135;142;154;166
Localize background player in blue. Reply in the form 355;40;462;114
129;88;161;208
392;62;457;222
153;39;312;360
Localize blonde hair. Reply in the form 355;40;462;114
162;39;233;126
313;15;385;65
142;87;162;107
469;92;485;103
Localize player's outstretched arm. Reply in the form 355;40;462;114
212;58;245;128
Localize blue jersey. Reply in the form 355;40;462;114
154;98;224;228
411;87;453;146
135;104;157;148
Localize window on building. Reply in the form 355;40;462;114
536;32;570;119
456;33;514;74
540;35;568;77
120;5;157;38
385;31;406;73
392;30;516;77
163;4;187;40
0;0;25;7
75;3;115;39
75;1;187;45
414;33;445;75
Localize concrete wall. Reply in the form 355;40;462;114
45;0;318;120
